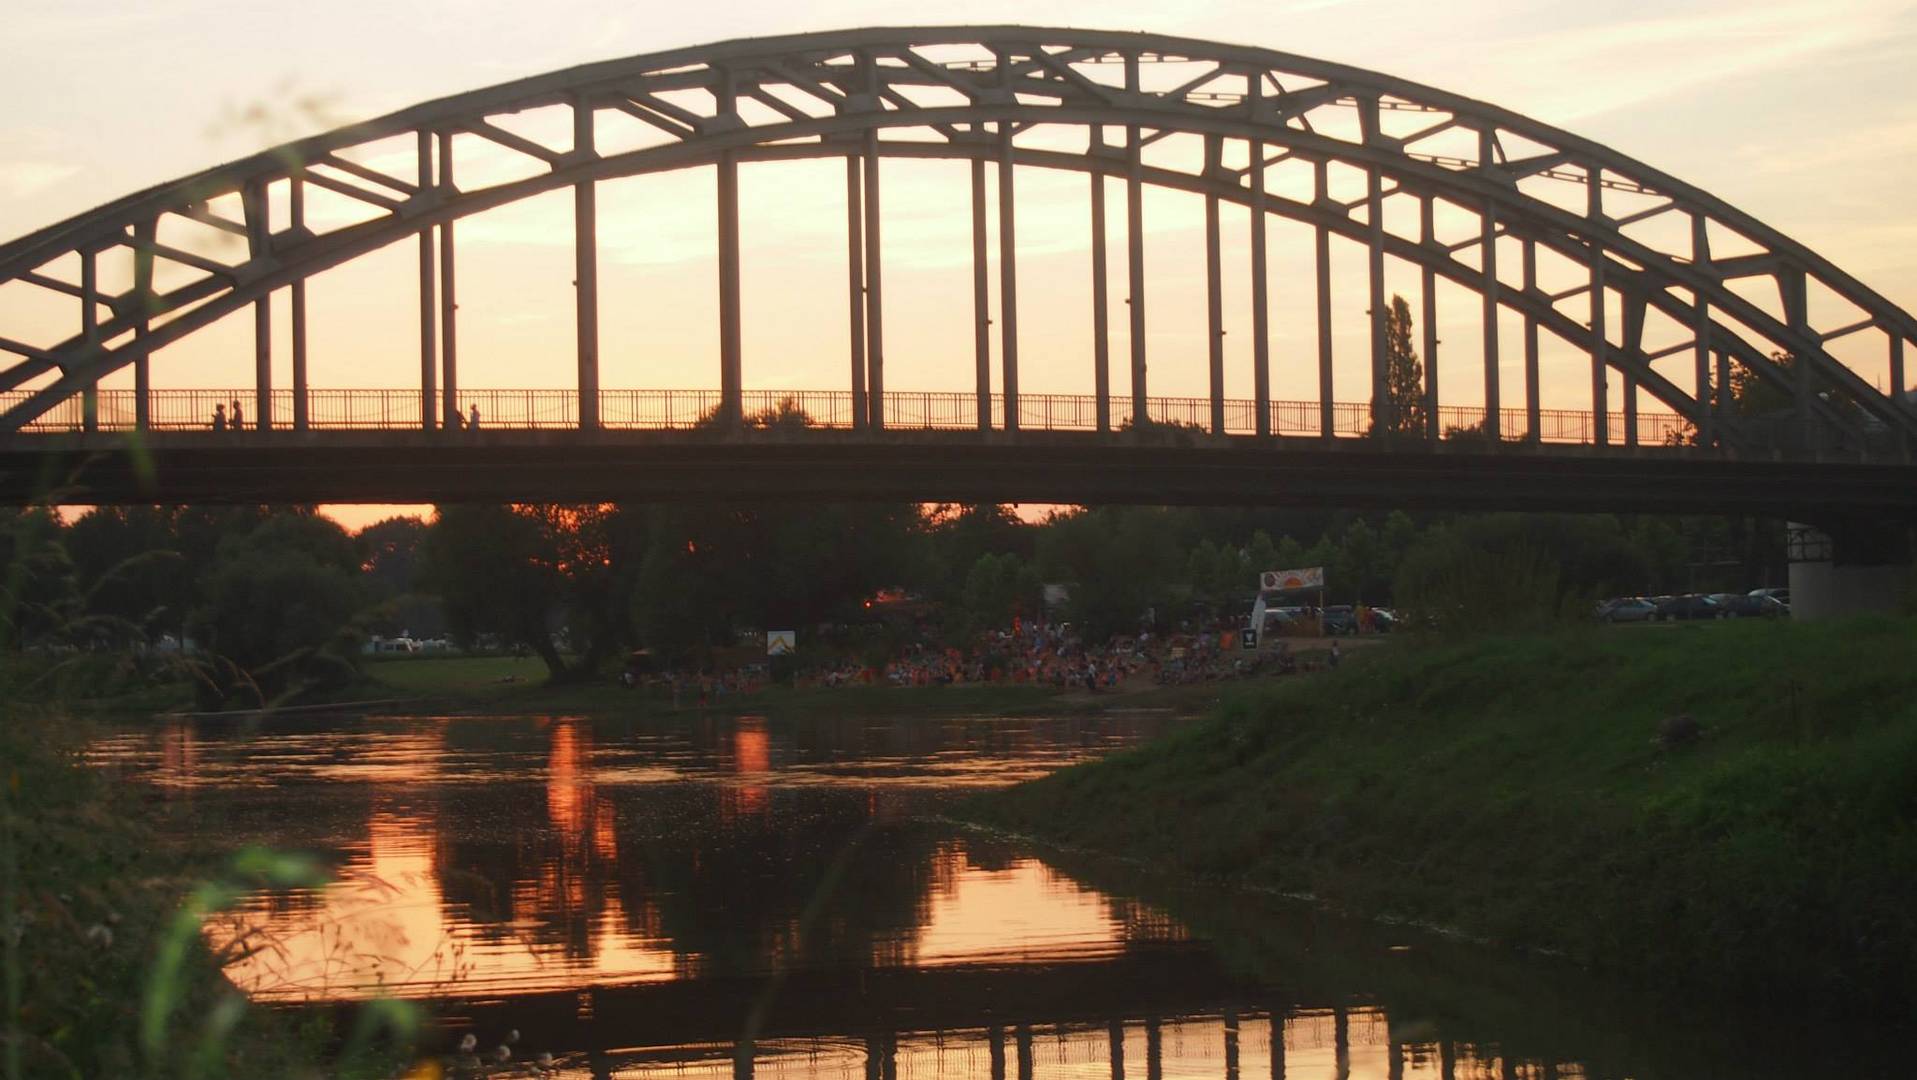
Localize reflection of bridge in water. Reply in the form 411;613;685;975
4;27;1915;516
450;968;1547;1079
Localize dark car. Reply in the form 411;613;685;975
1322;605;1357;635
1652;594;1720;621
1710;592;1789;618
1596;597;1656;623
1749;587;1791;606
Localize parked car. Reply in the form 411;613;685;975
1596;597;1656;623
1322;605;1357;635
1748;587;1791;606
1652;594;1720;621
1710;592;1790;618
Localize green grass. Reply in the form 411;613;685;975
972;617;1917;1016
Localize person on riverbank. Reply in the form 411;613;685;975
212;403;226;431
230;398;243;431
1329;639;1342;668
468;403;481;431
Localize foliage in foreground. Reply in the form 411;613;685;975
0;718;415;1079
975;617;1917;1016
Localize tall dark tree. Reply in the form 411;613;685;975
1376;293;1426;437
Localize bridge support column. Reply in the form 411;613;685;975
972;158;990;430
574;104;600;431
1787;521;1913;620
291;178;309;432
80;250;98;433
439;132;460;431
1091;170;1110;433
847;154;867;430
1366;165;1387;435
1590;251;1608;446
1250;139;1271;438
1127;124;1147;425
1785;268;1815;453
998;126;1019;431
253;294;271;431
1314;162;1334;438
1421;198;1439;441
1693;298;1712;450
863;129;885;430
1890;336;1908;459
1519;240;1540;440
1479;173;1501;441
1205;189;1224;436
718;149;742;429
132;221;153;431
417;132;437;433
244;177;272;431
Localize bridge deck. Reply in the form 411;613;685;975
7;425;1914;520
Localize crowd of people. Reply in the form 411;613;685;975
631;616;1320;704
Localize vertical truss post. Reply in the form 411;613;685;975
574;101;600;431
1315;162;1334;438
1894;336;1910;461
1127;124;1148;425
416;131;437;433
1478;136;1501;442
987;1026;1005;1080
1091;169;1110;433
1108;1020;1124;1079
1205;189;1224;435
1715;348;1730;435
291;178;309;432
1366;166;1387;434
863;129;885;430
971;158;990;430
132;221;153;431
1692;298;1712;450
80;249;98;432
717;148;743;430
846;154;867;430
1224;1009;1239;1080
1590;253;1608;446
1420;197;1439;441
1250;137;1271;438
1784;268;1813;453
243;177;272;431
998;125;1020;432
1522;239;1540;441
438;132;459;431
1587;170;1608;446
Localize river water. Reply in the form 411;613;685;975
91;710;1900;1079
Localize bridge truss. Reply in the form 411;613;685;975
2;26;1914;458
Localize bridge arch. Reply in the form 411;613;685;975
2;26;1912;452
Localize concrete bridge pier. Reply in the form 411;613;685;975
1787;520;1914;620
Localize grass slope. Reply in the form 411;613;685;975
974;618;1917;1015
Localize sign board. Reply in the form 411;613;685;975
766;630;796;656
1242;629;1258;650
1260;566;1325;592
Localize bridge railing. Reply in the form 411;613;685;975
2;387;1693;446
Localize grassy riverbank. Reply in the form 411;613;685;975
973;617;1917;1016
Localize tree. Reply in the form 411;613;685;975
187;510;368;705
1374;294;1426;437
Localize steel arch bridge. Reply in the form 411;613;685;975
2;26;1914;512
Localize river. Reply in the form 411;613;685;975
90;709;1900;1079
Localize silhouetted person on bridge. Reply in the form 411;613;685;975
211;403;226;432
230;398;243;431
468;403;480;432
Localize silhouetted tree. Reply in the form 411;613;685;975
1374;294;1426;437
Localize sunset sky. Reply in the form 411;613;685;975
5;0;1915;530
